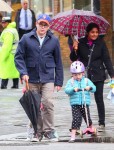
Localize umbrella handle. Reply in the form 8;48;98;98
25;81;29;91
72;35;79;51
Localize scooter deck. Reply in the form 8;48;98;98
83;128;97;136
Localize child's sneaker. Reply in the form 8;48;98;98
31;134;39;142
69;137;75;143
69;129;83;138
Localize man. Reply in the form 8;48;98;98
0;17;19;89
15;0;36;39
15;14;64;141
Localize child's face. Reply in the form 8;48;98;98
72;73;83;81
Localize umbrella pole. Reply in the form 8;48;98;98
82;89;89;127
26;81;29;91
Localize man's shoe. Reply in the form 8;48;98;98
37;132;43;141
1;86;7;89
44;130;59;142
11;85;18;89
31;135;39;142
26;125;34;140
97;125;105;132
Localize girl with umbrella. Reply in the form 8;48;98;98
70;23;114;132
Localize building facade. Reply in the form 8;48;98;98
3;0;114;66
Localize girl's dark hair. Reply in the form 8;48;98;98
86;23;99;33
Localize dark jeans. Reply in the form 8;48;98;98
1;78;19;88
19;28;32;39
93;81;105;126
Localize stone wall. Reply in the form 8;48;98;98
100;0;113;64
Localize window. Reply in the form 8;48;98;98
73;0;92;11
3;0;20;4
62;0;73;11
11;0;20;3
31;0;53;17
60;0;92;12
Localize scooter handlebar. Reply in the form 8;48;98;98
77;87;92;92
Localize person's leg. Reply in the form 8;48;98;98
41;83;54;132
19;29;24;39
12;78;19;89
69;105;82;142
71;105;82;130
1;79;8;89
94;81;105;128
81;105;92;127
19;29;27;39
27;83;43;141
41;83;58;140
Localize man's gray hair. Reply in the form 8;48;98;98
21;0;29;4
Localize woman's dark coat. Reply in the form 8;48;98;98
70;37;114;82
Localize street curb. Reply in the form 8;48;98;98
59;136;114;143
0;136;114;146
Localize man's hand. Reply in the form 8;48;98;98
56;86;62;92
21;75;29;84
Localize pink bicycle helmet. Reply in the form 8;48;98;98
70;61;85;73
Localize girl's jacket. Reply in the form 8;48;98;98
65;76;96;106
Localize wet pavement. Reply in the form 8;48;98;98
0;68;114;145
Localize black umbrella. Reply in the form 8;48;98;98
19;84;41;135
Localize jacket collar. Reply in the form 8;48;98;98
81;36;101;45
29;28;53;39
74;76;85;82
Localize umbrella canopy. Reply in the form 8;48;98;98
0;0;14;13
50;9;110;38
19;90;41;135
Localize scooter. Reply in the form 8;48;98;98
79;88;97;136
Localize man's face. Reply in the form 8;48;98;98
2;22;9;28
36;21;49;36
22;1;28;10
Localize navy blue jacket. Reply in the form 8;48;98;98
15;29;63;86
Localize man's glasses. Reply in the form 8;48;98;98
38;23;49;28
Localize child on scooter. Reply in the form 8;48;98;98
65;61;96;142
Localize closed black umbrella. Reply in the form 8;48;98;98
19;87;41;135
